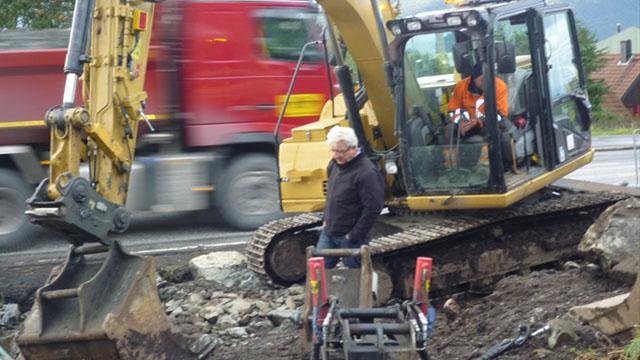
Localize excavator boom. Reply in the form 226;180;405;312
17;1;192;358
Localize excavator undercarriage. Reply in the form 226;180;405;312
247;185;631;299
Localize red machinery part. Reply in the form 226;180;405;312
412;257;433;315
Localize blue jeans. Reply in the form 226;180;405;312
317;229;370;269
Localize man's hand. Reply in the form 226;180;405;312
460;117;478;136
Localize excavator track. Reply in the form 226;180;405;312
246;188;631;295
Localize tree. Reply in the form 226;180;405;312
0;0;73;30
576;21;608;116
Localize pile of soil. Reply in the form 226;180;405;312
429;264;631;359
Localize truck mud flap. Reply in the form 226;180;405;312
16;241;193;360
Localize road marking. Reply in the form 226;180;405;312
133;240;247;256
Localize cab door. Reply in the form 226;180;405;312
538;8;591;167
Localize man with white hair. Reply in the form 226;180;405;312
319;126;385;268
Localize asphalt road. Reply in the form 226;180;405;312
567;149;639;187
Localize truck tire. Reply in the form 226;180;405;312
216;154;284;230
0;169;42;252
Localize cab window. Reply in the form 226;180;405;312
255;9;324;63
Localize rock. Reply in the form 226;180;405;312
189;251;246;284
217;315;239;329
248;320;274;333
225;298;254;316
532;348;555;357
0;304;20;327
253;300;271;314
610;257;640;285
159;265;193;283
222;277;240;288
278;318;299;331
563;261;581;269
268;309;301;327
172;306;184;317
578;198;640;283
530;307;545;323
443;298;460;323
237;273;263;290
0;332;17;356
569;273;640;336
189;333;217;358
285;297;297;310
225;327;249;338
288;285;305;295
188;292;205;306
546;318;579;349
165;299;182;314
201;304;224;324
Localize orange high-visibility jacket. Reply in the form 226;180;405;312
447;76;508;127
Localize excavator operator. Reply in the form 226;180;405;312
446;62;509;139
442;62;509;170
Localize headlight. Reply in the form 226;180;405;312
446;16;462;26
390;24;403;35
466;14;478;27
406;20;422;31
385;160;398;175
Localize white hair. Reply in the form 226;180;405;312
326;126;359;148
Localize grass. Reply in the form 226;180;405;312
624;327;640;360
591;110;639;136
591;127;639;136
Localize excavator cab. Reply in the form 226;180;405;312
388;0;594;209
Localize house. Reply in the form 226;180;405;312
593;28;640;119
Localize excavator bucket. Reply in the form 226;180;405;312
16;241;193;360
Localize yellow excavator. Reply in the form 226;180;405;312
15;0;191;358
246;0;630;297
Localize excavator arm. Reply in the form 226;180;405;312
16;2;193;359
26;0;155;245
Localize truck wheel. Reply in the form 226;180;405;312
216;154;284;230
0;169;42;252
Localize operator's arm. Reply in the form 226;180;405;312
447;80;465;112
347;167;385;241
496;77;509;117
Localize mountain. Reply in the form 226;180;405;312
400;0;640;40
560;0;639;40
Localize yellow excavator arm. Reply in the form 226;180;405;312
26;0;155;245
317;0;398;149
16;3;195;359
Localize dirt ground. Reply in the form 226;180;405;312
210;263;632;360
0;259;633;360
428;265;632;360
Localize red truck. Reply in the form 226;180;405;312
0;0;335;251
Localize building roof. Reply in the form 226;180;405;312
0;28;69;51
591;53;640;117
597;26;640;54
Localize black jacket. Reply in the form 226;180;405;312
323;152;385;241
